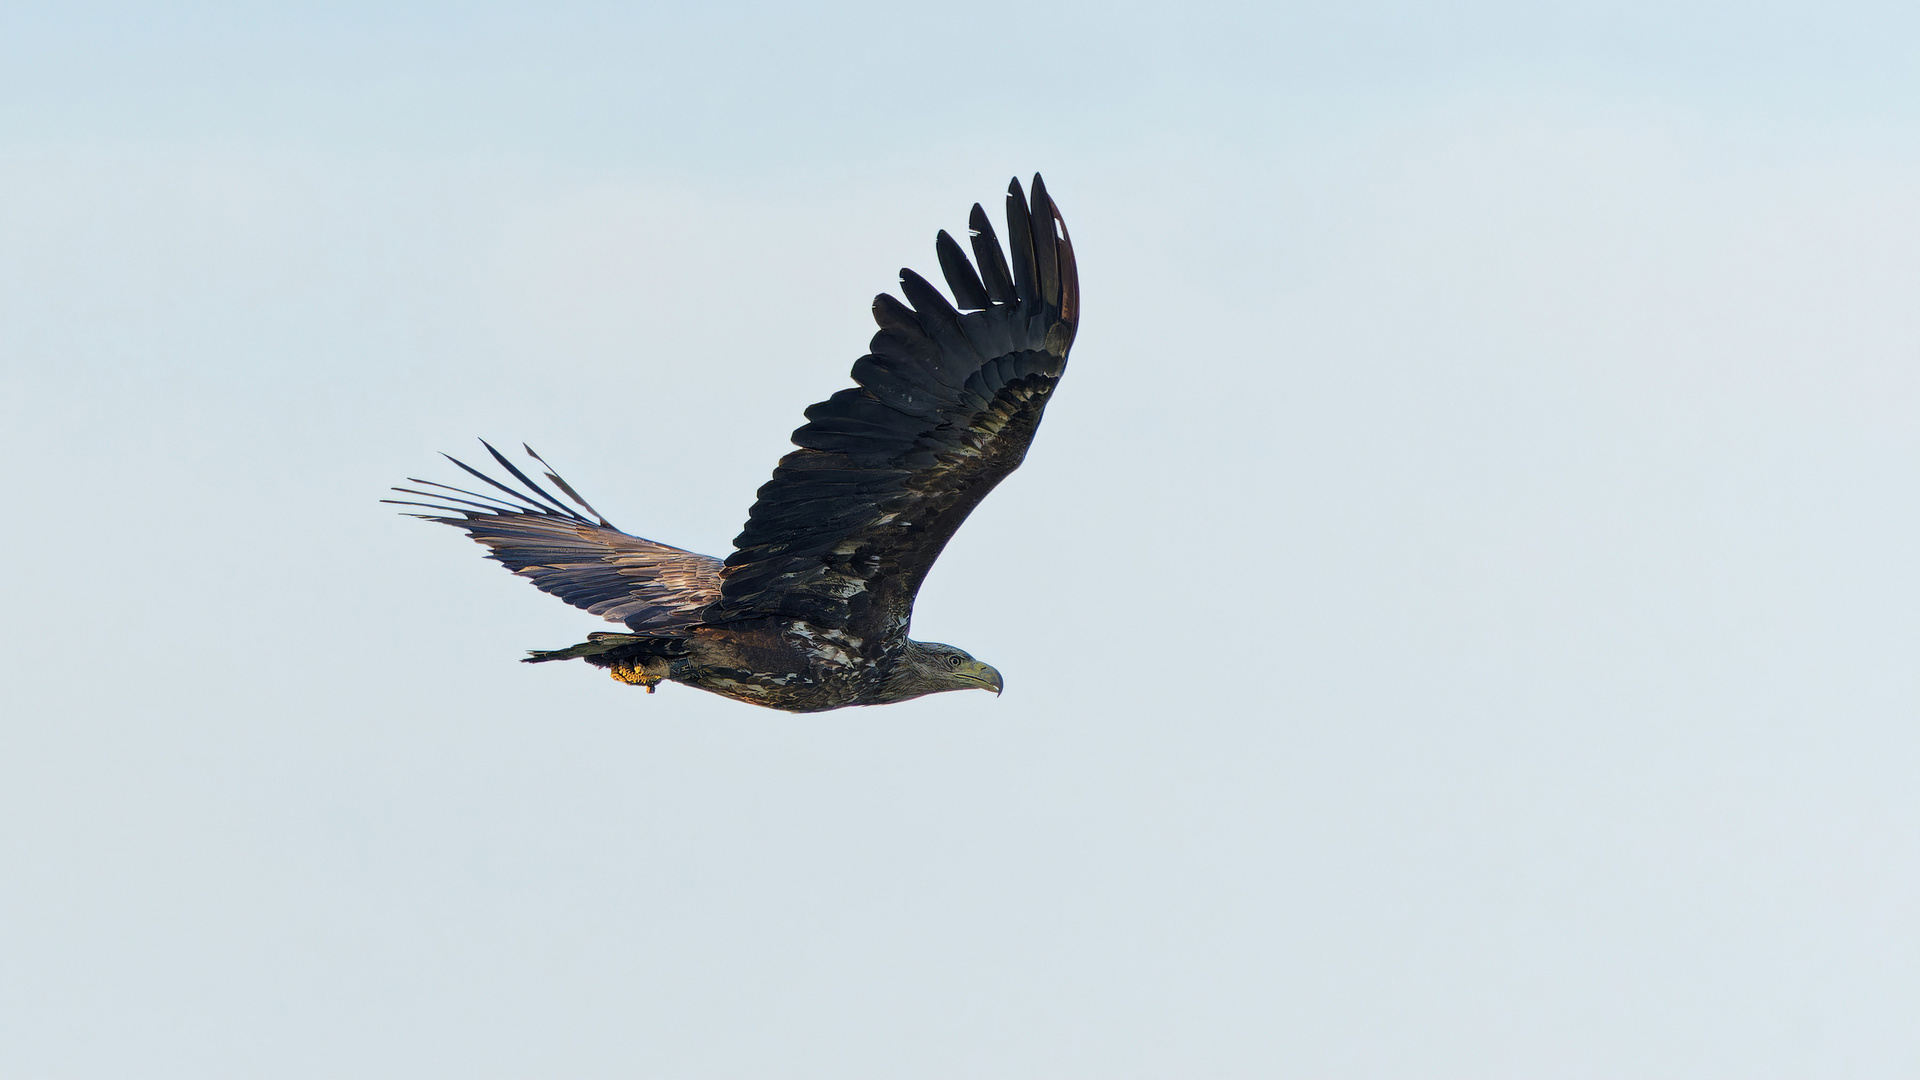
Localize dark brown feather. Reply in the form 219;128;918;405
968;204;1017;305
936;229;992;311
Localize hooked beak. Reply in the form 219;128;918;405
964;661;1004;696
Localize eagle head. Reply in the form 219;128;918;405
889;641;1004;702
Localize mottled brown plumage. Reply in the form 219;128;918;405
388;176;1077;711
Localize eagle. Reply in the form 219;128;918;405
388;175;1078;712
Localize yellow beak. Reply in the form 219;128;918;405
964;661;1004;696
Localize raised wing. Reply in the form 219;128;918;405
388;442;722;633
707;175;1079;642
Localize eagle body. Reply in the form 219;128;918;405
656;622;985;713
389;176;1077;712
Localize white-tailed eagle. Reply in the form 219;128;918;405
389;176;1078;711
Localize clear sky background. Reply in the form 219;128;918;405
3;2;1918;1076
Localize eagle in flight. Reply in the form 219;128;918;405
389;175;1078;712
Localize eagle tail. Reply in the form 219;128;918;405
523;631;689;667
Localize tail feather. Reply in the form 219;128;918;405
524;632;688;666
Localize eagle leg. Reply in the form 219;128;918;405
610;656;671;691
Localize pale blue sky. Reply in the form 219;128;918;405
3;3;1918;1076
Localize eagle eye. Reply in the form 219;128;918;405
946;655;964;669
